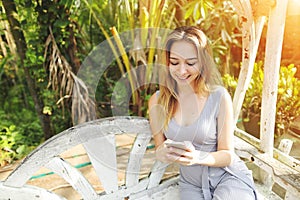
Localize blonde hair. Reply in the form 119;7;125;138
158;26;222;129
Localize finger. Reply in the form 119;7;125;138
173;156;192;165
169;147;188;155
169;147;195;159
181;152;194;159
166;153;183;162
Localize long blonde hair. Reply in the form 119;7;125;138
158;26;222;129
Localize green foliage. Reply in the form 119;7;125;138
276;64;300;136
223;61;300;138
184;0;214;22
0;0;82;163
0;125;20;166
0;109;42;166
184;0;241;74
243;61;264;116
222;73;238;108
0;0;248;164
85;0;177;117
21;0;83;132
84;0;243;118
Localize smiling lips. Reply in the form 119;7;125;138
176;75;191;80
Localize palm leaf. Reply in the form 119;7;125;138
45;27;96;124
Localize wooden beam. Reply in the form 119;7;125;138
231;0;265;123
260;0;288;156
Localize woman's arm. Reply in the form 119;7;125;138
148;93;174;163
214;88;235;165
148;93;166;148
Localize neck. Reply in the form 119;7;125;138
177;84;197;96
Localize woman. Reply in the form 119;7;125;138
148;26;257;200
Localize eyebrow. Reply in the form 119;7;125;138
169;57;198;61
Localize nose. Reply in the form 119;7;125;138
178;63;187;75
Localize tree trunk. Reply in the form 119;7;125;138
2;0;54;139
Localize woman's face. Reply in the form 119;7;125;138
168;40;201;88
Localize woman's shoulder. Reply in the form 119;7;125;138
148;91;160;106
209;86;232;102
210;85;228;95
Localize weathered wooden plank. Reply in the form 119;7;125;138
97;178;149;200
83;135;119;194
147;161;169;189
278;139;293;155
3;122;113;187
46;157;98;200
234;135;300;198
96;176;179;200
231;0;254;123
125;132;152;187
4;117;149;187
231;0;266;125
235;127;300;173
131;176;179;200
5;116;300;199
260;0;288;155
0;181;66;200
273;148;300;173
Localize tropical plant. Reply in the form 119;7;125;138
223;61;300;139
0;0;246;165
1;0;97;138
83;0;242;117
276;64;300;137
184;0;241;75
82;0;178;117
0;109;42;166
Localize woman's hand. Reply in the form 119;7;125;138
163;140;210;165
155;140;188;163
156;140;209;165
155;142;173;163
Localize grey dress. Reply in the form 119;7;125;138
163;87;257;200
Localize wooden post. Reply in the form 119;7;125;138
231;0;265;124
232;18;265;123
260;0;288;156
231;0;252;123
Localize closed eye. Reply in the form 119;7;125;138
187;62;196;66
170;62;179;66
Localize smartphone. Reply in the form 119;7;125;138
164;139;189;150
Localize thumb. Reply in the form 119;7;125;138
183;141;195;151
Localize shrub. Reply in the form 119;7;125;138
223;61;300;139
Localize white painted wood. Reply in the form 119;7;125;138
97;178;149;200
231;0;265;123
3;122;115;187
4;117;149;187
1;117;173;200
2;116;299;199
125;132;151;187
97;177;179;200
46;157;98;199
0;181;66;200
273;148;300;173
234;135;300;199
278;139;293;155
231;0;253;122
83;135;119;194
130;177;180;200
260;0;288;156
147;161;168;189
235;127;300;173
